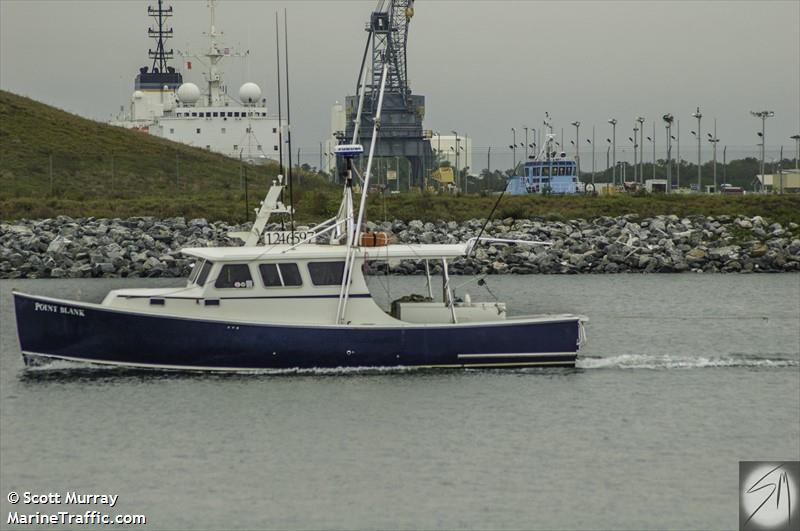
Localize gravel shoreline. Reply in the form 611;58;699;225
1;214;798;279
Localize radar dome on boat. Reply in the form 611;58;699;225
177;83;200;104
239;82;262;104
132;90;144;100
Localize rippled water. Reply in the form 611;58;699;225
1;275;798;530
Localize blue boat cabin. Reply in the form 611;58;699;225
506;158;579;195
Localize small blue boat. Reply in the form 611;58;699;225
506;115;582;195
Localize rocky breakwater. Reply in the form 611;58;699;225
371;214;800;275
0;216;244;279
0;214;798;279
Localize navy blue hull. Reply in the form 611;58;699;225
14;293;582;370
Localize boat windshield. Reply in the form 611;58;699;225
195;260;214;287
188;260;204;283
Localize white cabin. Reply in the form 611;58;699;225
102;243;507;326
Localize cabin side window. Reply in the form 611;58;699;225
279;264;303;286
260;264;282;287
214;264;253;289
308;262;345;286
259;263;303;287
195;260;213;286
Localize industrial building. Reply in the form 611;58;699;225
754;170;800;193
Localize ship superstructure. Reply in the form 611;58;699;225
113;0;284;163
111;0;182;130
506;114;582;195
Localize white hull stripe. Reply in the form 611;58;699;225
457;352;575;359
23;352;575;372
417;361;574;369
13;291;586;330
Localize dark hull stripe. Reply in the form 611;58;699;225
14;293;581;371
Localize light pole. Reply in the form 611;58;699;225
663;114;673;192
723;145;727;185
629;135;636;184
608;118;617;186
692;106;702;192
651;122;656;180
645;134;655;182
511;127;517;170
707;119;719;193
589;124;596;186
691;130;698;187
524;127;529;161
676;119;680;189
451;130;460;190
571;121;581;179
750;111;774;186
460;145;466;193
636;116;645;183
790;134;800;170
606;139;611;181
631;128;638;183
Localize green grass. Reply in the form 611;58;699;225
2;89;799;226
365;193;800;226
0;90;334;222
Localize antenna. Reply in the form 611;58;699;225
148;0;175;73
284;9;295;241
274;13;284;178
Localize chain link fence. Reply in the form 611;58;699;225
0;152;285;201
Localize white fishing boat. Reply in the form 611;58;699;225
15;46;587;372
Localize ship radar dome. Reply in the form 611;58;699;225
132;90;144;100
239;82;262;104
176;83;200;104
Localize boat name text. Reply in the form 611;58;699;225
34;302;85;317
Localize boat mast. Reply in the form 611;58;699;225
336;61;389;324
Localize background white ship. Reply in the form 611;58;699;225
111;0;284;164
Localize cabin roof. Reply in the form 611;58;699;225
181;243;469;262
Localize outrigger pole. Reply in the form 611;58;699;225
336;61;389;324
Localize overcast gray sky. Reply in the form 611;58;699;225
1;0;798;165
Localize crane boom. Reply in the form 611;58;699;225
344;0;430;188
368;0;415;104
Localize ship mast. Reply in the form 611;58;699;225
205;0;224;106
148;0;175;73
179;0;249;107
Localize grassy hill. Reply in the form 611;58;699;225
1;90;798;225
0;90;333;221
